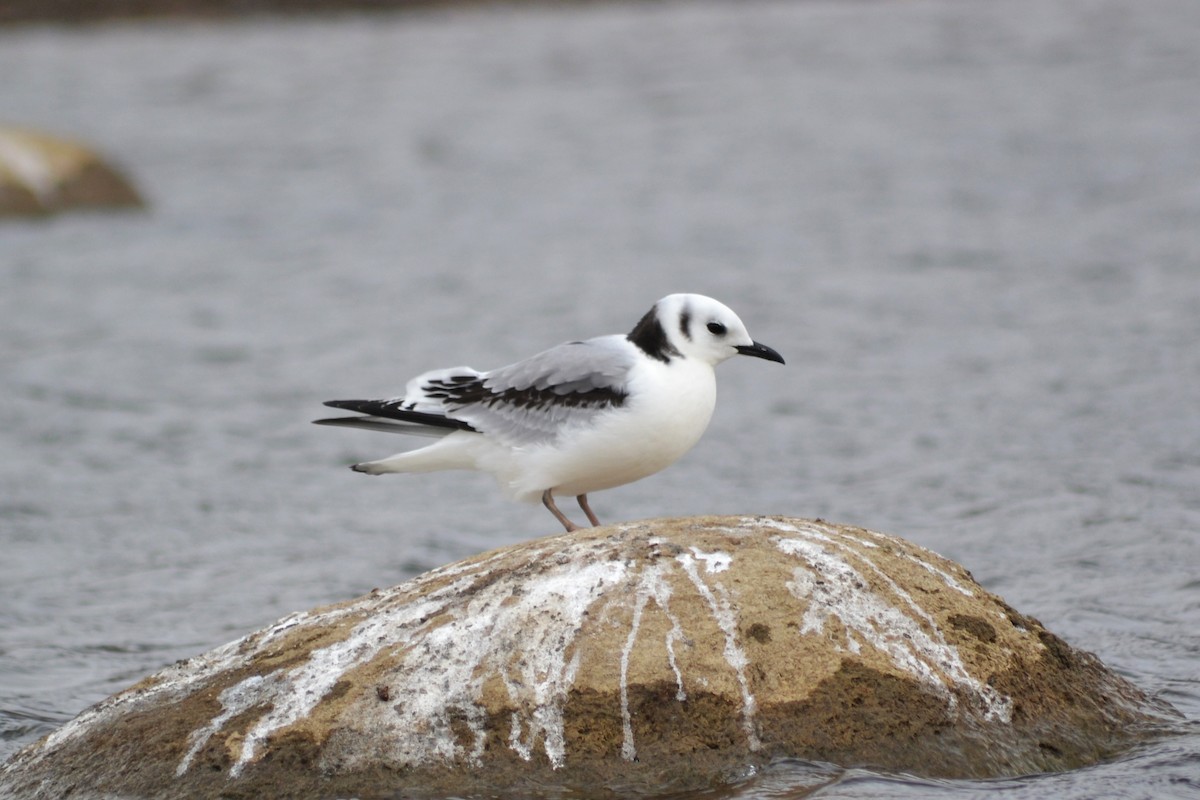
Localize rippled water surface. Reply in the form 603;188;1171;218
2;0;1198;796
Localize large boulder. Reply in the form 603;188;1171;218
0;127;144;217
0;517;1178;798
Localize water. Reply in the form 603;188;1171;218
2;0;1198;796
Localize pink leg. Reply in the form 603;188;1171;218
542;489;579;532
577;494;601;527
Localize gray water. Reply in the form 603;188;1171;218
2;0;1198;796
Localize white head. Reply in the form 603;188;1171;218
627;293;785;367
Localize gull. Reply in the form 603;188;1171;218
314;293;784;532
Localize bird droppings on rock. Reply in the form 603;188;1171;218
0;516;1181;799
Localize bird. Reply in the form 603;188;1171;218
314;293;784;532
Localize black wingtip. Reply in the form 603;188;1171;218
323;399;375;413
316;399;478;432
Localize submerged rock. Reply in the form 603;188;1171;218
0;127;144;217
0;517;1177;798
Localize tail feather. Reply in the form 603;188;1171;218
349;434;481;474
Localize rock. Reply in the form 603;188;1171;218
0;517;1178;798
0;127;144;217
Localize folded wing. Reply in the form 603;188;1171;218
314;336;636;446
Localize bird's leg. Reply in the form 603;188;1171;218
577;494;601;527
542;489;579;532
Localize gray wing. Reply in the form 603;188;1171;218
444;334;636;446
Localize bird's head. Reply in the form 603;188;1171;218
628;293;785;367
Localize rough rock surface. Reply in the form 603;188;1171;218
0;127;144;217
0;517;1177;798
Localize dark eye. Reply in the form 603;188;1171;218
706;321;727;336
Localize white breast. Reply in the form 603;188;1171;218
501;358;718;501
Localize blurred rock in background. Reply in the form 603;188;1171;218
0;127;144;218
1;0;536;26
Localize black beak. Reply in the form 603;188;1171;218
735;341;785;364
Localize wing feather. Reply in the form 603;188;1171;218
437;337;634;445
315;336;637;446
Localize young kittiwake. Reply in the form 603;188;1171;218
314;293;784;532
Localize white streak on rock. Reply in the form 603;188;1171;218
839;532;880;548
620;582;649;761
218;594;454;777
689;547;732;574
907;555;975;596
840;528;975;597
177;677;266;776
676;551;761;751
776;520;975;598
773;531;1012;723
176;553;529;777
617;560;688;762
661;599;688;703
171;537;630;777
484;559;625;768
35;607;356;777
